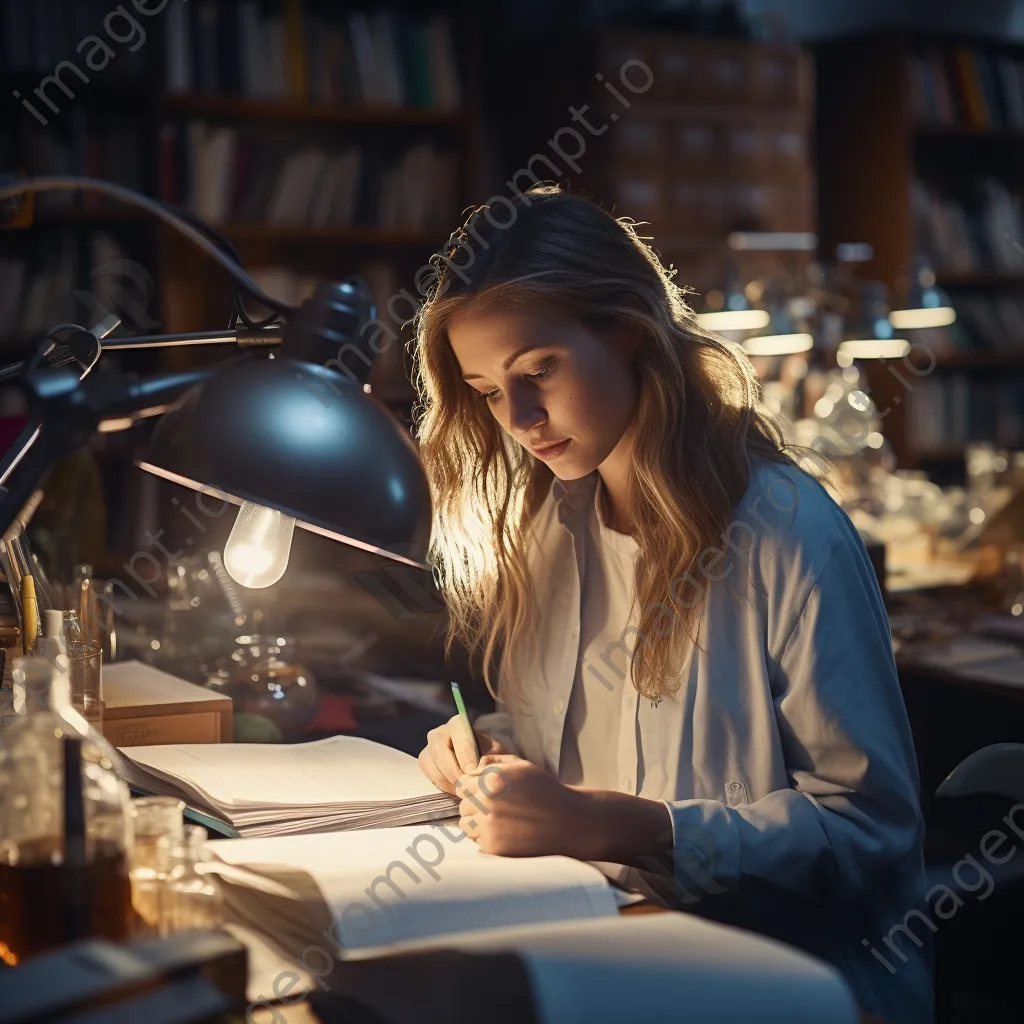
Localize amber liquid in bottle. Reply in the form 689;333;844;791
0;837;134;966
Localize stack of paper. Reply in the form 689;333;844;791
118;736;458;837
207;825;619;958
213;832;858;1024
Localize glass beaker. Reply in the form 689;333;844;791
129;795;185;937
66;641;102;730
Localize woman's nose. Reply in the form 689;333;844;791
505;386;546;437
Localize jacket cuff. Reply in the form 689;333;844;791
660;798;743;904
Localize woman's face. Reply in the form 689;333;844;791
447;301;638;480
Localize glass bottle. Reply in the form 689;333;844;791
163;825;224;934
62;609;85;646
0;656;133;965
129;796;185;937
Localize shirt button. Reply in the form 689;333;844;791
554;699;565;715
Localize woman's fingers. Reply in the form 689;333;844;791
417;745;456;795
425;721;465;788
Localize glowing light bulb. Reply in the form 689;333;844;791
223;501;295;588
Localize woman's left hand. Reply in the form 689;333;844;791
456;754;596;859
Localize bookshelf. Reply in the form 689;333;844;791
815;31;1024;470
0;0;484;571
487;30;816;299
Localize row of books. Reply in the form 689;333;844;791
165;1;462;110
907;376;1024;454
20;111;147;203
2;0;147;78
912;177;1024;272
955;295;1024;356
0;230;134;344
909;45;1024;130
158;120;459;232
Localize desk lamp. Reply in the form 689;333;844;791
0;177;432;586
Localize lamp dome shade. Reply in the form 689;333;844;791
139;357;432;568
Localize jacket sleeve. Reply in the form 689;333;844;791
660;536;924;915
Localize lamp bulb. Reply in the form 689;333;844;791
223;501;295;589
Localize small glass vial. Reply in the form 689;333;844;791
164;825;224;934
129;796;185;937
62;609;85;646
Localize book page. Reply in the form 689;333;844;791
125;736;443;809
209;825;617;952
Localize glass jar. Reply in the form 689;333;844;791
0;656;133;964
205;635;318;742
164;825;224;934
129;796;185;937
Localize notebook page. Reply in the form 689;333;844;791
125;736;444;809
209;825;617;951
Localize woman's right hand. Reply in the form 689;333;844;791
418;715;514;796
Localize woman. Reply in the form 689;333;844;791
413;185;932;1024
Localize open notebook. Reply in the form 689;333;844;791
220;835;858;1024
117;736;458;837
206;825;620;958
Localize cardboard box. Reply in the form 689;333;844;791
102;660;232;746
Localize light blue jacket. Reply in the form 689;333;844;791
477;461;934;1024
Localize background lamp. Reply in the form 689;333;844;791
889;257;957;330
836;281;909;364
0;177;433;581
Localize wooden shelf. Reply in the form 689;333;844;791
935;268;1024;287
932;352;1024;370
161;94;465;127
914;123;1024;141
208;223;442;246
32;208;150;226
911;447;966;461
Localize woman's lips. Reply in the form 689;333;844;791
531;439;571;460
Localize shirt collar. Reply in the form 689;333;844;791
551;472;599;524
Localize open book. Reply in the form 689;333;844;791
207;825;620;958
117;736;458;837
218;832;857;1024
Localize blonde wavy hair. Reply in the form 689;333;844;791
411;185;793;703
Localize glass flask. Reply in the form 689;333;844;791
163;825;224;934
129;796;185;937
205;635;318;742
0;656;133;965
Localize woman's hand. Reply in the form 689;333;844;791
417;715;514;796
457;754;677;867
455;754;598;858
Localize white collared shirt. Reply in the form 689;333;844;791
476;461;933;1024
558;476;639;791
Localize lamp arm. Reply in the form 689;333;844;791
99;327;283;350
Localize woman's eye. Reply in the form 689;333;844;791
475;358;557;401
527;358;555;381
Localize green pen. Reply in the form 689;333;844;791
450;680;480;764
